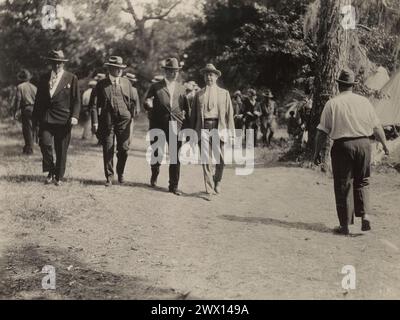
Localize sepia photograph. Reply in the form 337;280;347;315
0;0;400;310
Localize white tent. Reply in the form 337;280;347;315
372;70;400;126
365;66;390;90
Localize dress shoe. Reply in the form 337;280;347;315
105;179;113;187
54;179;62;186
204;193;213;201
333;226;349;236
118;175;125;184
214;181;221;194
45;173;54;185
169;188;182;196
361;219;371;231
150;175;158;187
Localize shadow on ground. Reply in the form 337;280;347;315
0;244;189;300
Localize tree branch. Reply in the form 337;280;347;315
124;0;139;23
382;0;400;14
142;0;182;21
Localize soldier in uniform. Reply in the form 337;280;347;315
260;89;277;147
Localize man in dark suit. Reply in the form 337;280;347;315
32;50;81;186
143;57;189;195
91;56;139;186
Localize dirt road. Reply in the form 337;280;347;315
1;117;400;299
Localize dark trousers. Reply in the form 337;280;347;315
331;137;371;227
102;117;131;179
39;122;71;180
21;107;34;152
150;125;181;190
245;120;258;147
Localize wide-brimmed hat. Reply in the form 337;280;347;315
152;75;164;83
233;90;242;97
200;63;221;77
124;72;137;82
247;89;257;97
162;58;182;70
17;69;32;81
263;89;274;98
336;69;358;85
94;73;106;81
44;50;69;62
104;56;127;68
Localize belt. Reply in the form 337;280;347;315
204;118;218;122
334;136;369;143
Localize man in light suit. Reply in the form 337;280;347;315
143;58;189;195
33;50;81;186
191;64;235;201
91;56;140;186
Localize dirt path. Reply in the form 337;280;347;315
1;117;400;299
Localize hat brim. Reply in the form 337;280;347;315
336;79;358;85
162;66;182;70
17;75;32;81
45;57;69;62
200;68;221;77
105;62;127;68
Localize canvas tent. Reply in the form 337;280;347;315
365;66;390;90
372;70;400;126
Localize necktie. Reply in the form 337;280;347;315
50;72;57;90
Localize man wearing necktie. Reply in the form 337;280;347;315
191;64;235;201
143;58;189;195
32;50;80;186
92;56;139;187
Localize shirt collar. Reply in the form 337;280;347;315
164;78;175;86
51;68;64;78
109;74;120;84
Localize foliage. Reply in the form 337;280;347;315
185;0;316;96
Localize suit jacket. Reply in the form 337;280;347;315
144;80;189;131
190;86;235;142
93;76;139;138
33;70;80;125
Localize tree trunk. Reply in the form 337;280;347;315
308;0;353;168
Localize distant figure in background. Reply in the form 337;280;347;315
232;90;244;130
81;80;97;140
241;89;261;147
314;69;389;235
287;110;300;140
32;50;81;186
260;89;277;147
14;69;37;155
89;73;106;145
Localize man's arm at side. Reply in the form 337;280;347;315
313;129;328;165
373;126;390;155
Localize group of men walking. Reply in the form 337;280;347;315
14;50;235;201
13;49;390;231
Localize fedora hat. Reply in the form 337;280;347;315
44;50;69;62
263;89;274;98
336;69;358;85
94;73;106;81
17;69;32;81
162;58;181;70
104;56;127;68
247;88;257;97
151;75;164;83
124;72;137;82
200;63;221;77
